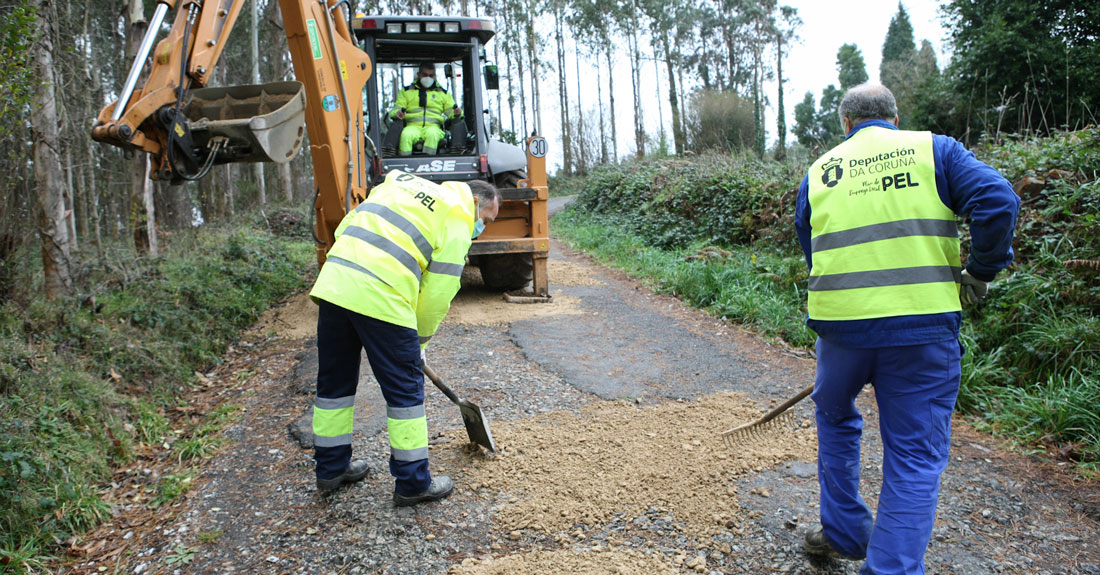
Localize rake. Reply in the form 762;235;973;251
721;383;814;449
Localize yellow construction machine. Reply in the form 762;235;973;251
92;1;549;297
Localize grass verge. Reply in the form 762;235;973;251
0;223;313;573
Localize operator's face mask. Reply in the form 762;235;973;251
472;218;486;239
420;76;435;89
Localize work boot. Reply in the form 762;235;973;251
316;460;370;492
393;475;454;507
803;525;864;561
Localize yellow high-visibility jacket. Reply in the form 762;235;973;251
310;170;475;347
390;84;460;127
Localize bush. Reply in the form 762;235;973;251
0;225;313;571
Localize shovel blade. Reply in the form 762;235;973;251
459;401;497;452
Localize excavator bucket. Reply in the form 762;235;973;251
183;81;307;164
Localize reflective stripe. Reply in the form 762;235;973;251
811;219;958;253
387;405;426;420
315;395;355;410
313;405;354;437
356;203;433;262
407;115;444;126
427;260;463;277
392;446;430;462
314;434;353;447
809;266;961;291
419;335;432;344
388;416;429;451
325;255;388;286
342;225;422;281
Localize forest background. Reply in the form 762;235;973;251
0;0;1098;571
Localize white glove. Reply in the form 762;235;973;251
959;270;989;306
420;348;426;366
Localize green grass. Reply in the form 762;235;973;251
556;135;1100;472
0;222;314;573
554;209;815;348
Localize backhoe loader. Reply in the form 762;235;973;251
92;1;549;297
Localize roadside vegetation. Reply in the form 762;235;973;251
0;218;313;572
554;127;1100;473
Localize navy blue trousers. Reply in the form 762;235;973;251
314;299;431;495
812;337;960;575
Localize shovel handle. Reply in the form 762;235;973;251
422;364;461;405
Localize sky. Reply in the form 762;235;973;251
530;0;953;173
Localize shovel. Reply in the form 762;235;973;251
721;383;814;449
423;364;497;452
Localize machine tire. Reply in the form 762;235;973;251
494;170;526;189
476;253;533;291
475;170;532;291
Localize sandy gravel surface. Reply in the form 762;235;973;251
67;216;1100;575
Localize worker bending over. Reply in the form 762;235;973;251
309;171;499;506
795;83;1019;574
391;63;462;156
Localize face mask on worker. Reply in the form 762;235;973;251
420;76;434;88
472;218;486;239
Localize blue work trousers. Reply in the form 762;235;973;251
314;299;431;495
812;337;961;575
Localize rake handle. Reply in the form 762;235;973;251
755;383;815;426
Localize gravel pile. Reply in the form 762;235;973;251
67;231;1100;575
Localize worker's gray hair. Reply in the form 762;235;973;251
466;179;500;209
839;83;898;124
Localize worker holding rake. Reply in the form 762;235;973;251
794;83;1019;574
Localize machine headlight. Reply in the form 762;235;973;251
386;23;401;34
444;22;459;33
405;22;420;33
424;22;441;33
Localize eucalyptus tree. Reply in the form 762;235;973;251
570;0;621;162
31;0;73;297
639;0;695;155
773;4;800;160
551;0;573;173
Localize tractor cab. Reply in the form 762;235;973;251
353;16;521;183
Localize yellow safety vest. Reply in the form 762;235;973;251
806;127;962;321
391;85;458;127
310;170;475;346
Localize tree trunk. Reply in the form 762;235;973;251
526;0;541;135
628;20;645;157
125;0;156;254
86;135;103;258
574;37;585;174
596;58;608;165
662;31;683;156
32;0;73;298
775;35;787;160
605;45;617;162
64;144;78;245
251;0;265;206
268;0;295;203
554;9;571;174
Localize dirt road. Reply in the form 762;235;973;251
72;217;1100;575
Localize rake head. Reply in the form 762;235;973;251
721;410;798;449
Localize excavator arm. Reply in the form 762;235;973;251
91;0;373;262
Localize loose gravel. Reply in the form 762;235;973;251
66;219;1100;575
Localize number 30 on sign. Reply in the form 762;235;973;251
528;137;548;158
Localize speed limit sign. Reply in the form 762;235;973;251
528;137;548;158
